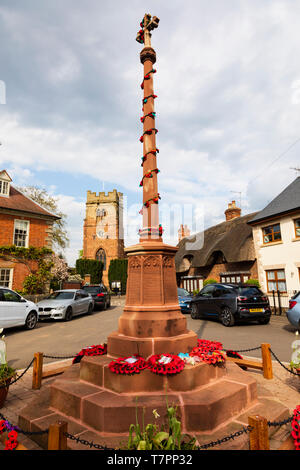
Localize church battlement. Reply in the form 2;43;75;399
86;189;123;204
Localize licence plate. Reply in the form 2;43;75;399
249;308;263;313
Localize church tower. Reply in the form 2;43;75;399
83;189;125;286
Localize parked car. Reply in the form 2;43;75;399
82;284;111;310
177;287;193;314
286;291;300;330
0;286;38;330
37;289;94;321
190;283;271;327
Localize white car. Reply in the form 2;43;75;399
0;287;39;330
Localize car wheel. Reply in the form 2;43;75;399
25;311;38;330
64;307;73;322
220;307;235;327
191;303;199;319
258;317;270;325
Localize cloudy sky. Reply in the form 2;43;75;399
1;0;300;266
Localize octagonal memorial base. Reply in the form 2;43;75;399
18;354;289;450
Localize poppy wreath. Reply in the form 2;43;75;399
190;339;226;365
141;69;157;89
142;94;157;110
197;339;223;351
108;356;147;375
291;405;300;450
146;354;185;375
0;420;19;450
139;128;158;143
139;169;160;186
140;112;156;123
144;194;161;208
141;148;159;166
72;343;107;364
136;29;144;44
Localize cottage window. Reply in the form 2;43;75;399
0;268;12;288
0;180;9;196
266;269;286;293
262;224;281;244
294;218;300;238
13;220;29;247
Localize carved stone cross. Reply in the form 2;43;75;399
136;14;160;48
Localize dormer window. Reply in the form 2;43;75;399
0;180;9;196
0;170;12;197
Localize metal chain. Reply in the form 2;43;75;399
0;412;48;436
269;348;300;376
0;358;35;390
64;432;116;451
43;354;75;360
225;346;261;353
197;425;253;450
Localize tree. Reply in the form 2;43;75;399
17;185;69;251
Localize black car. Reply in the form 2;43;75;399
82;284;111;310
190;283;271;327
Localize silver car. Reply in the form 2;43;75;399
286;291;300;330
37;289;94;322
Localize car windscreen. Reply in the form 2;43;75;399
178;288;190;297
237;287;264;297
83;286;102;293
47;292;75;300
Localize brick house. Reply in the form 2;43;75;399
175;201;259;292
0;170;60;290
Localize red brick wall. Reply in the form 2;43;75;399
0;213;51;290
0;213;49;247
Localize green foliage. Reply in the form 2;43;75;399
124;398;197;450
0;364;16;386
203;278;218;286
17;185;69;250
108;259;128;294
75;258;103;284
245;278;261;288
192;289;199;296
0;245;52;260
22;258;53;294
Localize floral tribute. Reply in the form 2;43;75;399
146;354;185;375
72;343;107;364
291;406;300;450
108;355;148;375
0;419;19;450
190;339;227;365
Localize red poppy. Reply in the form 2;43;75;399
109;356;147;375
73;343;107;364
146;354;185;375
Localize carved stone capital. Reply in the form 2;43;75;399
140;47;156;64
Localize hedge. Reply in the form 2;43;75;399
108;259;128;294
75;258;103;284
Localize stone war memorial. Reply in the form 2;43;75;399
19;14;289;451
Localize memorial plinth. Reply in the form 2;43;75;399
108;240;197;358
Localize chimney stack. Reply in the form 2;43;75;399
178;224;190;242
225;200;241;221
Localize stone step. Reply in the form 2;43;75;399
49;364;257;433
